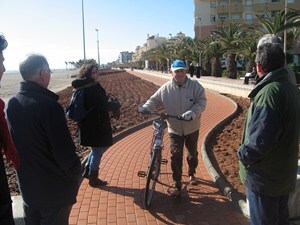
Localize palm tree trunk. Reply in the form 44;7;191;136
227;54;237;79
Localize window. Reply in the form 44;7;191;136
219;16;227;22
210;15;216;22
231;13;242;20
271;0;280;2
245;0;253;5
210;1;216;8
245;13;253;21
288;0;295;3
271;10;280;17
257;12;267;18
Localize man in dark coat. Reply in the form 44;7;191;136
194;63;201;78
188;63;194;78
6;54;81;225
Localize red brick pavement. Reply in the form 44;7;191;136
69;71;249;225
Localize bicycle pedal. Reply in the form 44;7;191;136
161;159;168;164
137;171;147;178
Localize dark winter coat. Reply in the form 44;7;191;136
6;81;81;209
238;67;300;197
72;78;118;147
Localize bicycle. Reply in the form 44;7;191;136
137;108;187;208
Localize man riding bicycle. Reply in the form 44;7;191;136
139;59;207;197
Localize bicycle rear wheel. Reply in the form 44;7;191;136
144;148;161;208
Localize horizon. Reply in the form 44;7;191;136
0;0;195;70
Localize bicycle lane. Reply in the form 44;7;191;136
69;70;249;225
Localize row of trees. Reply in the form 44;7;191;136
65;59;98;70
138;9;300;79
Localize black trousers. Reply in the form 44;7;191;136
24;205;72;225
0;155;15;225
169;130;199;188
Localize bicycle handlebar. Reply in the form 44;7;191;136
138;107;191;121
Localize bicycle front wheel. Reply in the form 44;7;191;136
144;149;161;208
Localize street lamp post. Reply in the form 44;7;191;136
81;0;86;63
196;17;202;66
196;17;201;39
95;29;100;66
284;0;287;64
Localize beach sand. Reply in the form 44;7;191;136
0;69;78;102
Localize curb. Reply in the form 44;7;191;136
200;94;249;218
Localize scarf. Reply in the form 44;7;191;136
0;98;19;169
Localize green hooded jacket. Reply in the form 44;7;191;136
238;67;300;196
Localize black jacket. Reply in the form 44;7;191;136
72;78;116;147
6;81;81;209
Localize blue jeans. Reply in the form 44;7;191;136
86;147;107;171
247;188;290;225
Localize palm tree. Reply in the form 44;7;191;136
65;61;68;70
155;44;173;70
257;9;300;37
237;29;260;72
211;23;246;79
195;38;214;75
174;37;195;65
257;9;300;64
206;40;226;77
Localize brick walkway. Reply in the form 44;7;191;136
69;71;249;225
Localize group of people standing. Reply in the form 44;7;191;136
188;63;202;78
0;34;120;225
1;31;300;225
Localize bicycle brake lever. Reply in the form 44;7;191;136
178;116;192;121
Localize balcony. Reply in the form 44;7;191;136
216;3;244;13
253;2;283;12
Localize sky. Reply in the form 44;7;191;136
0;0;195;70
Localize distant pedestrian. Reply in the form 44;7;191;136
194;63;201;78
243;67;257;85
0;34;19;225
72;64;121;187
7;53;81;225
238;43;300;225
189;63;194;78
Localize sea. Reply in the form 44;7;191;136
1;69;78;102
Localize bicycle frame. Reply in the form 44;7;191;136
139;111;184;209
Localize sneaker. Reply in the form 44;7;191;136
169;184;181;198
189;175;197;185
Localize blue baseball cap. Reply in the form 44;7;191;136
171;60;186;71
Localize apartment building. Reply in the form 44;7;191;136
132;32;186;63
194;0;300;39
118;51;134;64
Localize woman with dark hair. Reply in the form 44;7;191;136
71;64;120;187
0;34;19;225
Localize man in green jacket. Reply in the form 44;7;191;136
238;43;300;224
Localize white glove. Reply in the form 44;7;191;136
138;106;149;115
181;110;195;121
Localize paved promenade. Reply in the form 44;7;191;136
69;70;250;225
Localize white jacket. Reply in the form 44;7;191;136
143;78;207;135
